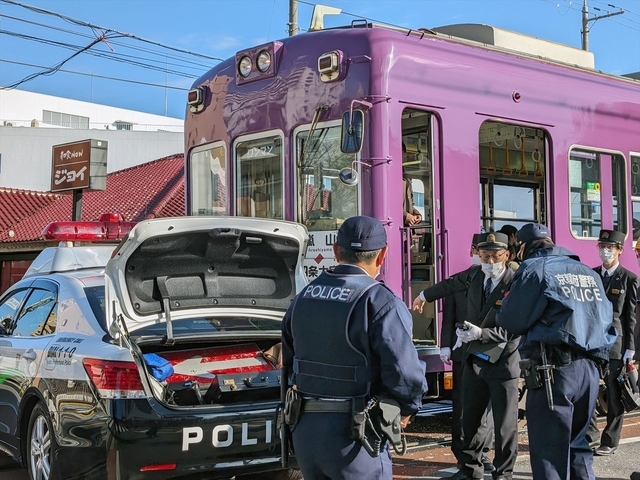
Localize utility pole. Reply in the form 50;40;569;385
289;0;298;36
581;0;624;51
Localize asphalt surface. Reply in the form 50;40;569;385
1;411;638;479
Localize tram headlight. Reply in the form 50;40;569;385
257;50;272;73
238;56;253;78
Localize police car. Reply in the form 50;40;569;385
0;216;307;480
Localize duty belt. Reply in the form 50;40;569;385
302;398;352;413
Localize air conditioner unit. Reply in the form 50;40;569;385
3;121;15;127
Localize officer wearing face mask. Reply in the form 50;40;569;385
282;216;427;480
585;230;639;456
412;233;496;474
416;233;520;480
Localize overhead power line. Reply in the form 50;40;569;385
0;0;224;62
0;58;190;90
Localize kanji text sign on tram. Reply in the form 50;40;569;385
51;139;108;193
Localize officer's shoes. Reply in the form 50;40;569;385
594;445;617;456
588;440;600;452
482;454;495;472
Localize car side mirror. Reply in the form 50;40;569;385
340;109;364;153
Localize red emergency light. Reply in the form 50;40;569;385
41;213;136;242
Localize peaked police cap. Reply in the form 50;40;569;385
337;216;387;251
477;232;508;250
598;229;625;246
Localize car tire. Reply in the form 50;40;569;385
27;403;59;480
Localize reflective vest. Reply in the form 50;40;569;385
291;271;379;398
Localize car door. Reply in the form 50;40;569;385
0;287;30;451
0;281;58;450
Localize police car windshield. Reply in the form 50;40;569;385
131;317;282;337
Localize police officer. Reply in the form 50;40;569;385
496;223;615;480
281;216;428;480
587;230;638;456
413;233;495;473
416;233;520;480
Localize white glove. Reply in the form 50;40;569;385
439;347;452;365
622;349;635;363
453;337;463;351
455;321;482;344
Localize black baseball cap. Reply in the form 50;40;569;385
336;216;387;251
517;223;551;243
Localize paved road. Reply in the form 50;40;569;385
1;412;638;479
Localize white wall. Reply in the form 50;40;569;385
0;89;184;132
0;126;183;191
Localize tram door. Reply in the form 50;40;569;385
402;108;437;345
479;121;548;240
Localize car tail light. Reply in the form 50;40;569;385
83;358;146;399
140;464;177;472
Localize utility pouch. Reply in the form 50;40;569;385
520;358;543;390
549;345;572;366
350;397;381;458
283;388;302;427
369;396;407;455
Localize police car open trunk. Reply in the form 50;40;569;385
104;217;308;407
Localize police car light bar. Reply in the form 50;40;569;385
41;213;136;242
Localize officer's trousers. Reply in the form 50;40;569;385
526;357;598;480
451;359;494;462
458;360;519;479
586;359;625;449
291;410;392;480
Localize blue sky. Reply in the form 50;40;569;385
1;0;638;119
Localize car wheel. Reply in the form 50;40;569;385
27;403;58;480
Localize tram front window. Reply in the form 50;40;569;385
296;125;358;231
236;135;283;219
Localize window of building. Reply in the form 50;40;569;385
114;122;133;131
42;110;89;129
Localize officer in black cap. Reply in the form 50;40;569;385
415;232;519;480
413;233;495;473
282;215;427;480
586;229;638;456
496;223;616;479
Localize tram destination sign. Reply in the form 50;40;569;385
51;139;107;192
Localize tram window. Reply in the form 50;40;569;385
611;154;627;234
569;149;627;238
236;135;283;219
190;144;227;216
479;121;546;233
296;125;358;231
569;150;601;237
631;156;640;240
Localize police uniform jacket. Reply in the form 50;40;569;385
281;264;428;415
496;246;615;361
424;265;482;361
462;267;520;378
423;266;520;378
593;264;638;360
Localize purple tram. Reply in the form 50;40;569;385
184;19;640;398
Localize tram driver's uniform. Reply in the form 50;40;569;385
282;216;427;480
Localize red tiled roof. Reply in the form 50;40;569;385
0;154;185;243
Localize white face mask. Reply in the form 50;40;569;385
481;262;505;279
472;254;482;265
598;248;616;264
